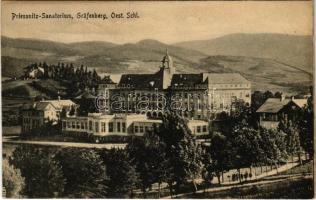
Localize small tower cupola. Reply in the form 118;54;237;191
159;49;175;89
161;49;175;74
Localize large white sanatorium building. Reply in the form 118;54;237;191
96;51;251;120
21;51;250;137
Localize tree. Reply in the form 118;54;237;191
9;145;65;198
101;148;139;198
251;90;278;111
298;96;313;159
274;91;283;98
126;131;170;198
155;113;203;193
259;128;287;171
207;133;234;184
3;159;25;198
231;126;264;182
278;120;301;163
201;149;214;192
55;148;107;198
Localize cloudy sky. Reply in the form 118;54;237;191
2;1;313;44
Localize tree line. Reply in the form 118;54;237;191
24;62;104;94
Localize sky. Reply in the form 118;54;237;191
1;1;313;44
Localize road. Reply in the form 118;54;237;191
3;136;127;149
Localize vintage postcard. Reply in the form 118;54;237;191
1;1;314;199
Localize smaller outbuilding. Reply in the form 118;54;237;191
256;95;307;129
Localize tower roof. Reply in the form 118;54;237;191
161;49;173;64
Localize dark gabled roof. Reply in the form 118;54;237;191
21;100;76;111
171;74;204;87
41;100;75;110
256;98;308;113
256;98;291;113
21;102;57;111
75;91;96;99
34;102;56;110
118;72;163;89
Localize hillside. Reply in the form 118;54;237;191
197;55;312;94
77;39;208;74
1;35;313;94
174;33;313;74
68;41;118;56
1;37;207;76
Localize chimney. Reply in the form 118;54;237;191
280;94;285;101
291;96;295;101
58;95;61;101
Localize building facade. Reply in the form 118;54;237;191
21;99;76;133
97;51;251;120
62;113;209;138
62;113;162;137
256;96;307;129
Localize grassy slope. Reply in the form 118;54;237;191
2;79;66;98
198;56;312;94
2;80;43;98
174;33;313;74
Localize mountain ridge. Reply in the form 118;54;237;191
1;34;313;94
174;33;313;74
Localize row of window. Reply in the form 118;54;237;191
211;84;250;88
172;84;208;89
134;125;153;133
64;120;126;133
192;125;208;133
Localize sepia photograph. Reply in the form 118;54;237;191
1;1;314;198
